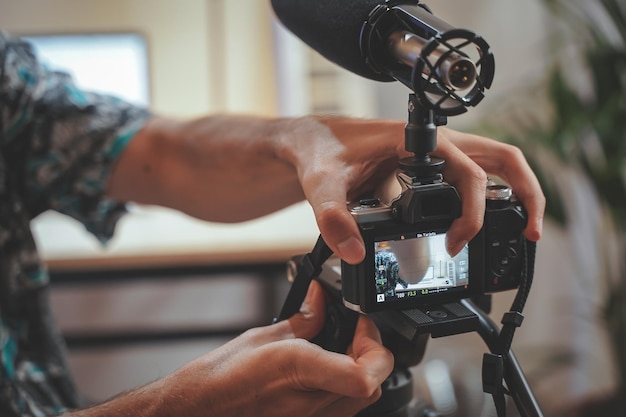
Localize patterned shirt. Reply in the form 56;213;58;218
0;32;151;416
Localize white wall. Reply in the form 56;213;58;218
0;0;278;117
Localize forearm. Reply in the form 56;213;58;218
107;114;308;222
108;113;406;223
63;381;169;417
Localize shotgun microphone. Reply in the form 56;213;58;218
271;0;494;115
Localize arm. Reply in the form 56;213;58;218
108;115;545;263
107;114;310;224
107;114;409;263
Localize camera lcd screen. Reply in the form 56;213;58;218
373;231;469;305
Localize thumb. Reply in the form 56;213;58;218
314;201;366;265
287;280;327;340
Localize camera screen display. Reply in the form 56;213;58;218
373;231;469;304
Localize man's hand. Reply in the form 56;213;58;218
291;119;545;262
109;115;545;264
70;281;394;417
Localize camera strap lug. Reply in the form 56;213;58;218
501;311;524;328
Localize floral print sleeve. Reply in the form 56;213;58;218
0;32;152;416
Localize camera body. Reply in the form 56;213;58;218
341;181;527;314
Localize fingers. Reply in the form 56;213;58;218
299;118;544;269
258;310;392;416
294;316;393;398
440;128;545;241
432;133;488;255
489;145;545;241
295;117;405;265
283;285;394;397
311;387;383;417
287;280;328;340
315;200;366;265
300;165;366;264
350;316;395;382
229;286;392;417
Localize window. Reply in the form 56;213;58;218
24;33;150;106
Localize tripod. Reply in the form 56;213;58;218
279;239;543;417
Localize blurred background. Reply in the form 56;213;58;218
1;0;623;415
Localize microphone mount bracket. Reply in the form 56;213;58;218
360;1;495;116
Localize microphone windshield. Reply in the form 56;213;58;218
271;0;394;81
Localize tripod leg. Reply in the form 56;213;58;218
461;299;544;417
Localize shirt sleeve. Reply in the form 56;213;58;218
0;32;153;242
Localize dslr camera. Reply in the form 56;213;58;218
339;174;528;315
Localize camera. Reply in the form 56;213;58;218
340;179;528;314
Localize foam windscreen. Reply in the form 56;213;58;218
271;0;395;81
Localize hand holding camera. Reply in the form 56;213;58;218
341;178;528;314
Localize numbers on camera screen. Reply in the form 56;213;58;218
374;232;469;303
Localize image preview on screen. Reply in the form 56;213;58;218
373;232;469;303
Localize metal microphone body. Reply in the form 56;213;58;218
361;2;494;115
271;0;494;114
387;31;477;91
